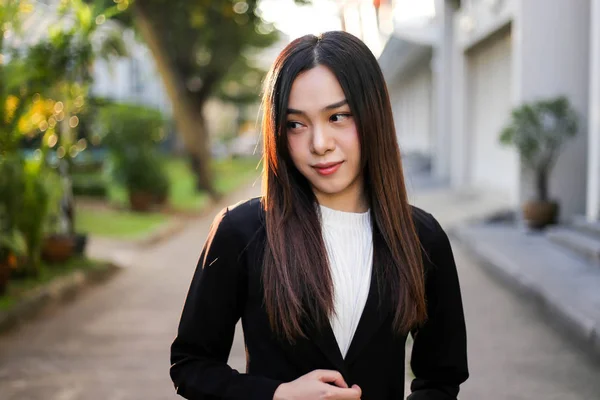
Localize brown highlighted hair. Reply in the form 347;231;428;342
260;31;426;342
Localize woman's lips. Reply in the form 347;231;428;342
313;161;343;176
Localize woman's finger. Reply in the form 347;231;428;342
316;369;348;388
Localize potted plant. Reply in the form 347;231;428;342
110;149;170;212
98;102;170;212
15;159;53;276
40;167;76;264
0;155;30;282
0;229;27;295
499;96;579;229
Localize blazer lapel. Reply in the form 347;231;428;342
305;232;391;373
308;317;349;377
344;238;391;366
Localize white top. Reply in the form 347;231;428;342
319;204;373;358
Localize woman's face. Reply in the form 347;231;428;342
285;65;364;211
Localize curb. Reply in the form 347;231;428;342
134;217;191;248
0;262;122;335
449;226;600;361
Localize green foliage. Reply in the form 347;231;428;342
72;176;108;198
43;167;66;235
91;0;312;105
0;154;63;276
97;102;170;197
499;96;579;201
0;0;127;156
0;229;27;260
112;149;170;196
0;155;25;233
14;160;55;276
97;103;166;148
0;154;27;262
499;96;578;171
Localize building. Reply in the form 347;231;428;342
372;0;600;222
91;29;172;116
340;0;442;173
377;1;438;170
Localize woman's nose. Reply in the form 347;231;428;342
311;125;335;155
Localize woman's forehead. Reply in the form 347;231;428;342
287;66;346;112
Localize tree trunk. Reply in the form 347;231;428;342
188;113;216;194
133;4;216;196
536;168;549;202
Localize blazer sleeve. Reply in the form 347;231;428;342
407;216;469;400
170;207;283;400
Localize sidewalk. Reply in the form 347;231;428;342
453;221;600;359
1;179;599;399
0;182;264;400
409;173;600;360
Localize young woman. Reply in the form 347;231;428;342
170;31;468;400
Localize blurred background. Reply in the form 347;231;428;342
1;0;600;399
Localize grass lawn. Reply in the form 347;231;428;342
75;207;169;239
74;156;260;238
168;156;261;212
0;257;108;312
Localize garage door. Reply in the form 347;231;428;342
389;64;433;156
466;27;518;200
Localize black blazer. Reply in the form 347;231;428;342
170;198;468;400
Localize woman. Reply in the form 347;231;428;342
170;31;468;400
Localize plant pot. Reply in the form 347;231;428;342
0;257;11;296
129;191;155;212
522;200;559;230
153;192;168;207
5;252;29;280
42;234;75;264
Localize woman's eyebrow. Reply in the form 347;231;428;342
287;99;348;115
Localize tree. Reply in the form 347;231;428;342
0;0;36;154
94;0;309;195
2;0;127;237
31;0;128;236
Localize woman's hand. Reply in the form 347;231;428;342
273;369;362;400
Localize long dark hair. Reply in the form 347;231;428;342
260;31;426;342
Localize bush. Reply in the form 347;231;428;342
97;103;166;151
15;160;56;276
111;149;170;198
96;103;170;204
72;178;108;198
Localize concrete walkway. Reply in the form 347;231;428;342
0;182;599;399
454;223;600;359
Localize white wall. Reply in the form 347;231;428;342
389;64;434;156
465;28;518;201
450;0;517;193
91;30;172;116
587;0;600;221
449;0;591;219
454;0;516;49
432;0;454;180
515;0;590;219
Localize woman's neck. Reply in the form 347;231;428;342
315;188;368;213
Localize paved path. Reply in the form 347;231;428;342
0;182;599;399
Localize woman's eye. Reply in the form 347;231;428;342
286;121;303;130
330;113;351;123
